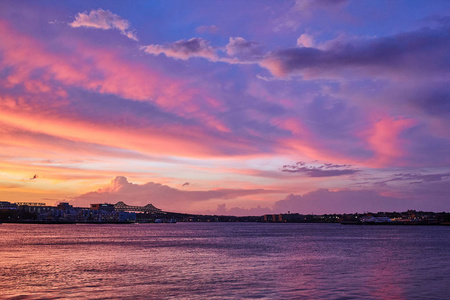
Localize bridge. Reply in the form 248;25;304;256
114;201;162;213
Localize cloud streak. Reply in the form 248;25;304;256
196;25;219;34
375;172;450;185
282;161;359;177
225;37;263;60
142;38;217;61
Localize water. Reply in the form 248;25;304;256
0;223;449;299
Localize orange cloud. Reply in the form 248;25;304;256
0;107;249;158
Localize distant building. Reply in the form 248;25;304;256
0;201;18;210
21;204;55;215
264;214;282;222
264;213;310;222
119;211;136;222
57;202;73;210
15;202;46;206
90;203;115;212
361;215;392;223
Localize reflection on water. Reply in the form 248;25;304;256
0;223;449;299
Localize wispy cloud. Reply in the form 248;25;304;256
296;33;315;48
225;37;263;60
375;172;450;185
282;161;358;177
273;0;349;32
142;38;217;61
196;25;219;34
69;9;138;41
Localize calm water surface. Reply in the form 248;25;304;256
0;223;449;299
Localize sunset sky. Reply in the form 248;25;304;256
1;0;449;215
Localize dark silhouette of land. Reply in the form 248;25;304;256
1;201;449;225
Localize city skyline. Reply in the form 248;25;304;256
1;0;449;215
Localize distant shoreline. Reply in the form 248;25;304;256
2;220;450;226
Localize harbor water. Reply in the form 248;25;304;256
1;223;449;299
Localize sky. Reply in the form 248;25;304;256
0;0;449;215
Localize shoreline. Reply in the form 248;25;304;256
2;220;450;226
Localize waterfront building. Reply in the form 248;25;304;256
360;215;392;223
57;202;73;210
90;203;115;212
14;202;46;206
0;201;18;210
20;204;55;215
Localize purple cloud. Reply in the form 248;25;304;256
196;25;219;34
261;25;450;78
71;176;277;213
142;38;217;61
273;0;349;31
225;37;263;60
296;0;349;9
140;22;450;84
282;161;358;177
375;172;450;185
2;1;450;215
297;33;315;47
273;189;410;214
411;88;450;117
212;203;272;216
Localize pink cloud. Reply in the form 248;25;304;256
225;37;263;60
297;33;315;48
205;187;419;216
196;25;219;34
0;119;165;163
71;176;277;213
273;0;349;32
0;20;240;157
212;203;272;216
0;103;254;159
271;117;347;164
273;189;411;214
364;117;417;167
0;20;189;110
